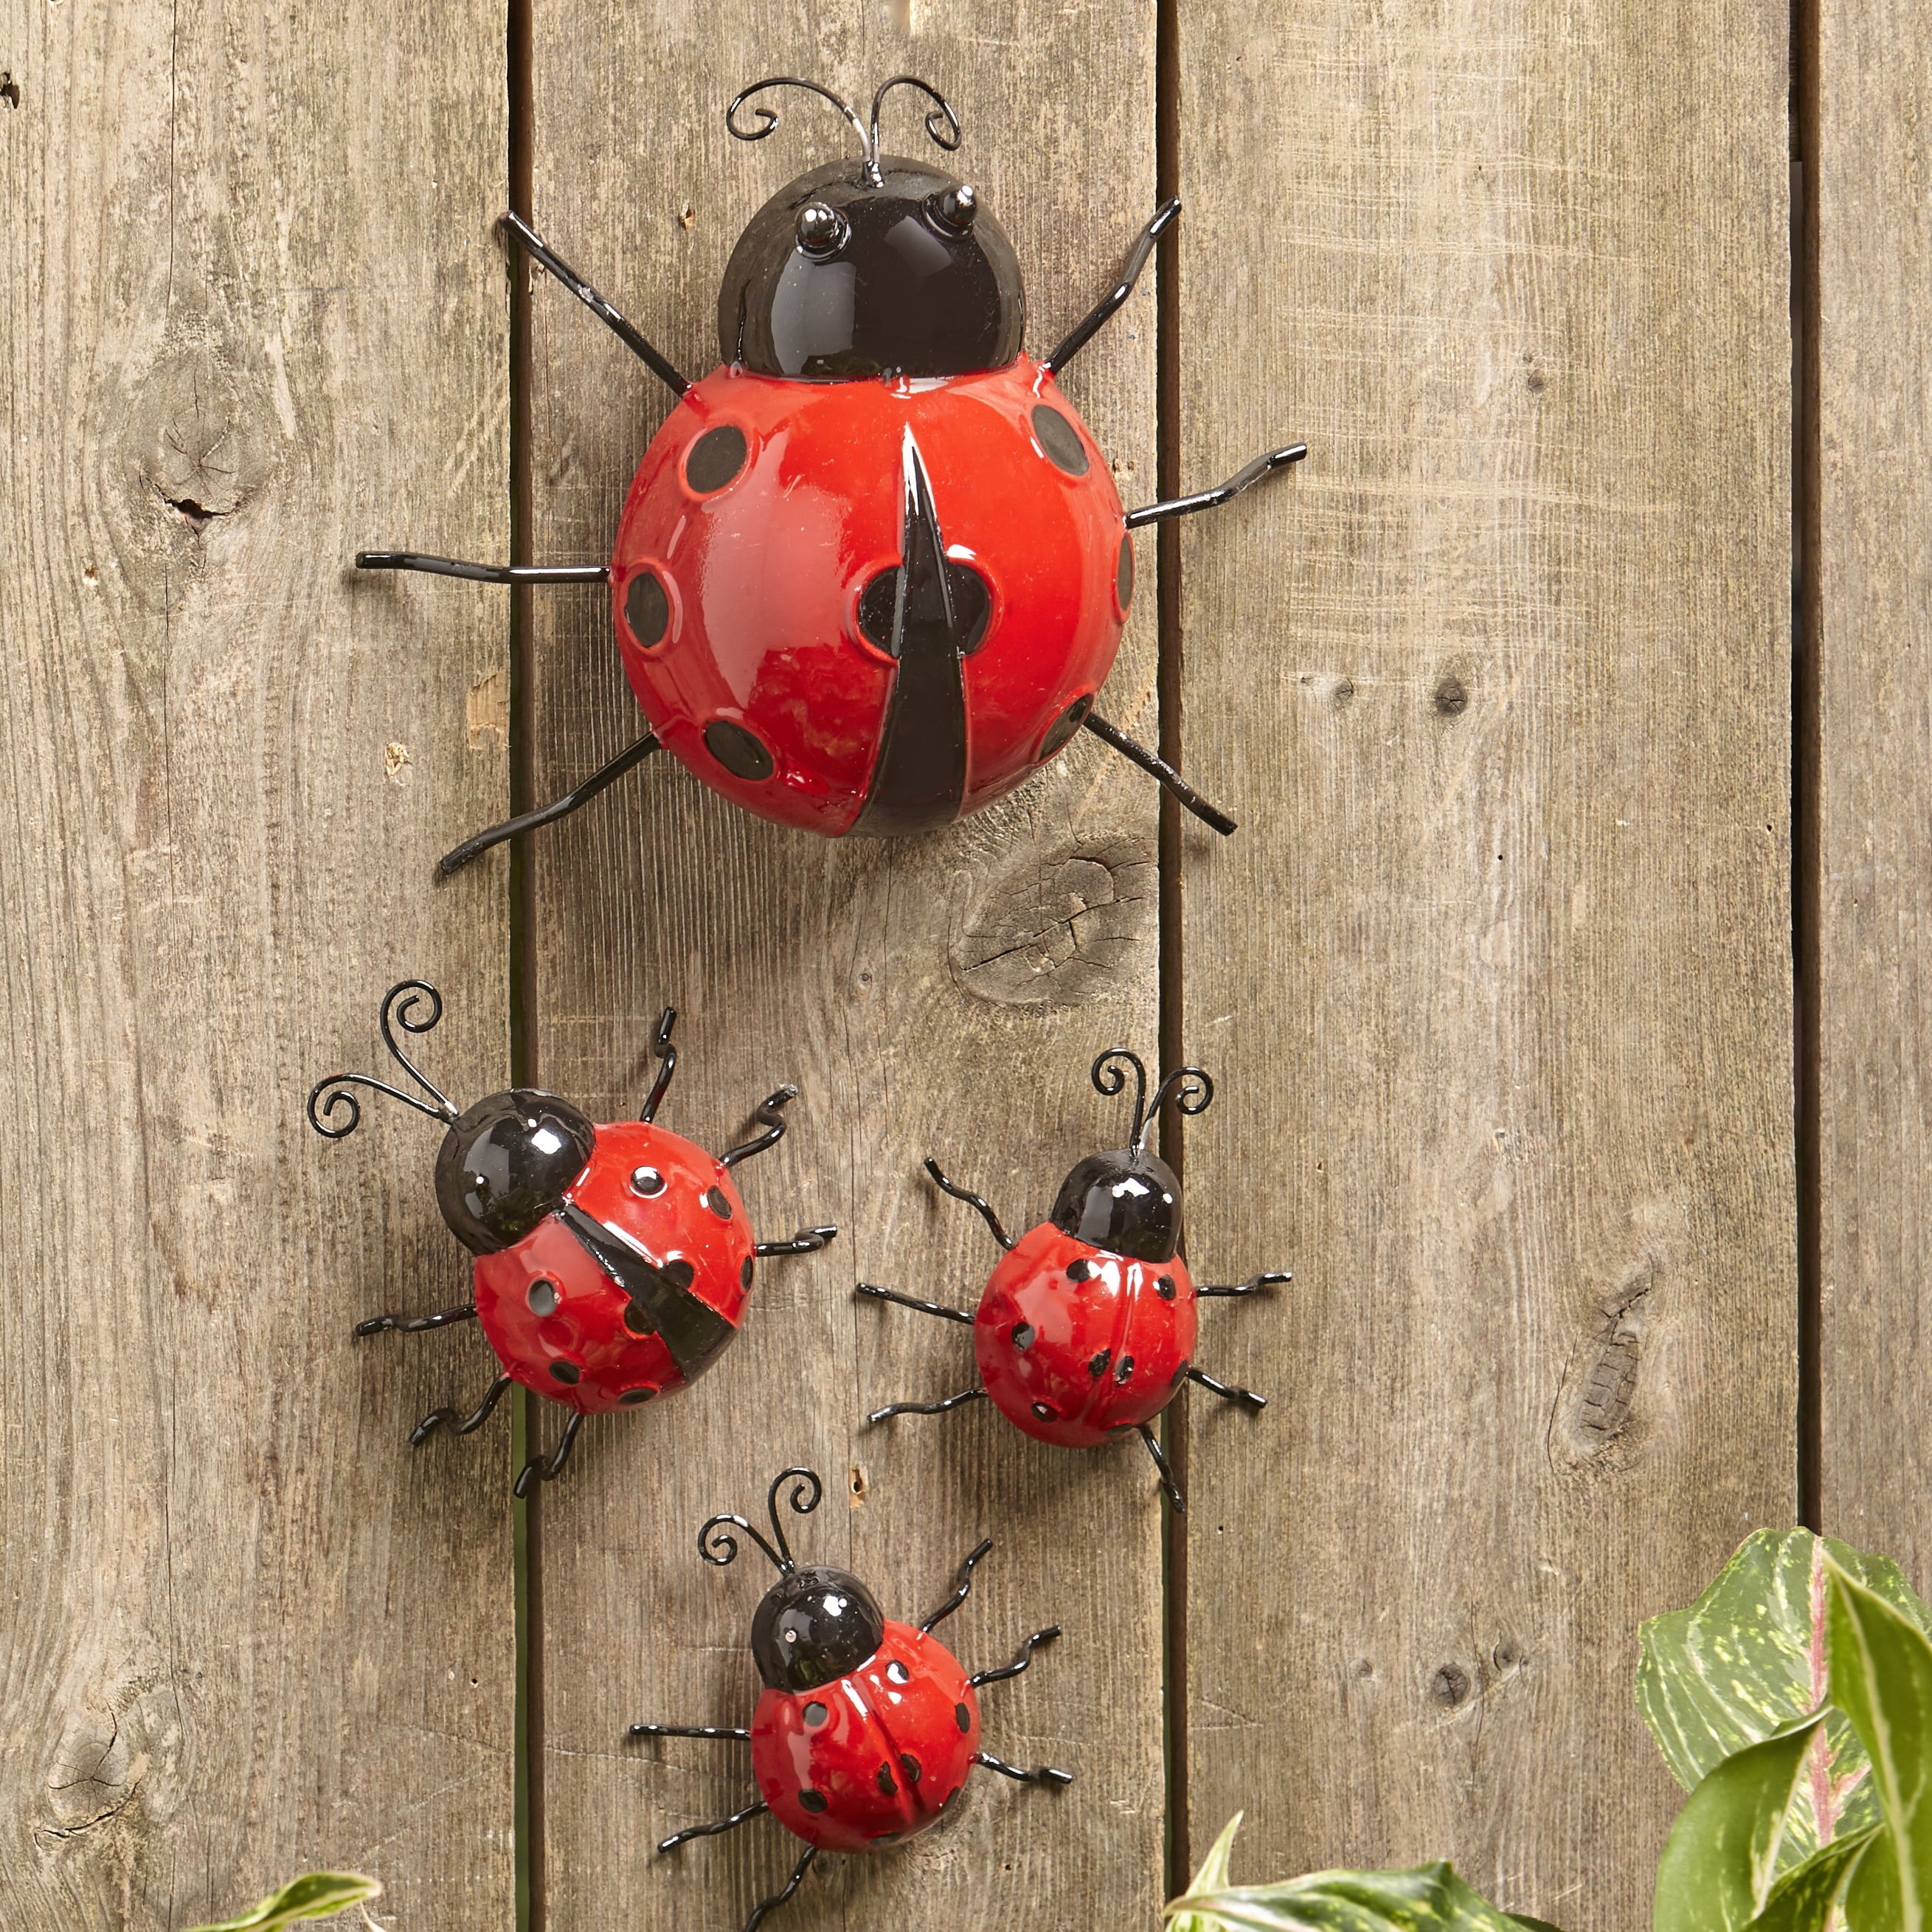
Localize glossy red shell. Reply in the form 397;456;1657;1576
974;1223;1197;1447
472;1121;752;1414
751;1619;980;1853
609;356;1129;834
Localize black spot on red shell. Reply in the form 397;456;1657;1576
857;560;992;657
1067;1258;1094;1282
799;1787;828;1813
803;1700;828;1728
663;1258;696;1289
630;1166;665;1197
1039;693;1093;761
899;1753;921;1785
619;1385;658;1405
1031;1400;1056;1421
876;1763;898;1796
1117;533;1135;608
1088;1348;1111;1377
703;720;774;782
1115;1355;1135;1383
704;1187;733;1220
624;570;669;648
686;424;748;494
1011;1322;1034;1351
1171;1363;1188;1386
527;1278;559;1317
1032;404;1089;476
954;1702;972;1732
1156;1274;1177;1300
741;1256;754;1289
624;1301;655;1337
549;1360;580;1385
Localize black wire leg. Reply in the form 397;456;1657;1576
1196;1270;1293;1297
1082;712;1236;837
867;1385;988;1427
1042;197;1180;374
629;1722;751;1742
1123;443;1307;528
1187;1366;1267;1412
503;212;690;397
974;1750;1074;1787
411;1372;513;1447
513;1410;584;1498
1135;1422;1186;1514
640;1006;678;1123
744;1843;817;1932
719;1086;798;1168
355;552;607;584
657;1798;768;1854
437;730;661;879
855;1281;974;1325
354;1303;477;1337
969;1626;1061;1689
755;1225;839;1258
923;1157;1013;1250
920;1538;993;1632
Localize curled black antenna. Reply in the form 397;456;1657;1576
697;1465;823;1575
1143;1065;1214;1156
869;76;961;169
727;77;874;179
640;1006;678;1123
307;980;462;1139
1090;1048;1149;1150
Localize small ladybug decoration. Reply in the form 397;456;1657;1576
858;1049;1288;1512
358;73;1306;874
629;1466;1067;1931
308;981;835;1495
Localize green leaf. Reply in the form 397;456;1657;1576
1167;1859;1542;1931
184;1872;381;1932
1170;1815;1249;1932
1638;1528;1928;1870
1747;1827;1880;1932
1652;1719;1824;1932
1827;1559;1932;1932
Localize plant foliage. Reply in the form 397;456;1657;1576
184;1872;382;1932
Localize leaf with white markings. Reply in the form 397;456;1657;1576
1638;1528;1929;1873
184;1872;381;1932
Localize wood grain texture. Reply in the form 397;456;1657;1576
521;7;1162;1927
1174;4;1795;1927
0;4;513;1926
1813;0;1932;1582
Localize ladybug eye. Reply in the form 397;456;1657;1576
794;201;848;258
927;183;978;235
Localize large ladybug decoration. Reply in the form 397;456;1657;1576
858;1049;1288;1512
358;73;1306;875
308;981;836;1495
628;1466;1067;1931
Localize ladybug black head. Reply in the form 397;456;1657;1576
308;979;598;1256
717;76;1024;380
1049;1050;1216;1265
699;1467;887;1692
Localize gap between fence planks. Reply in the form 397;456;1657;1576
522;6;1163;1929
1176;4;1797;1929
0;1;514;1928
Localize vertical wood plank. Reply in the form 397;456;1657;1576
524;8;1161;1928
1814;1;1932;1573
0;4;513;1926
1177;4;1794;1925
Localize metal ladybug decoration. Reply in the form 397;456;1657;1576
359;73;1306;874
308;981;836;1495
629;1466;1067;1931
858;1049;1288;1511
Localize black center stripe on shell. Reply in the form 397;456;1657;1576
556;1202;735;1382
849;430;972;835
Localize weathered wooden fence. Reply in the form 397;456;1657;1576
2;0;1920;1927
